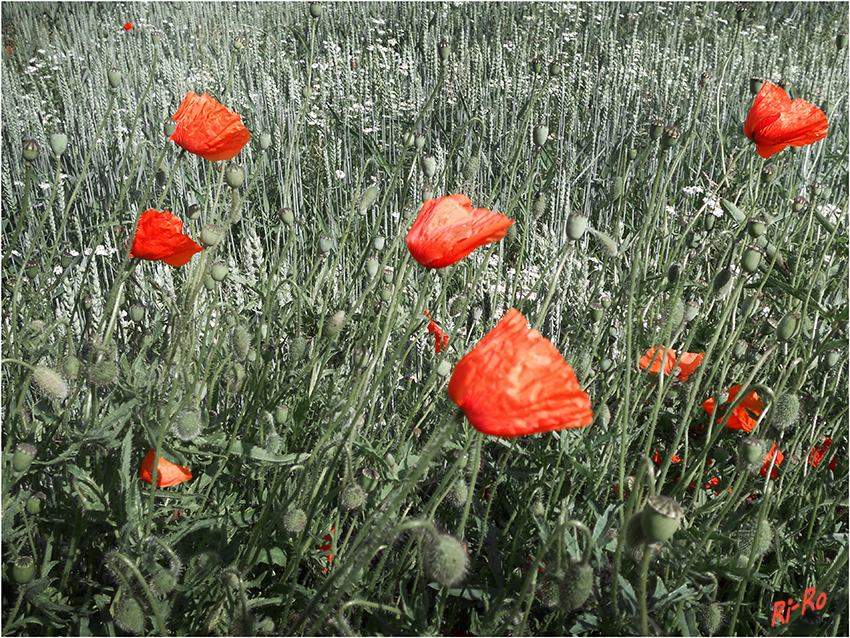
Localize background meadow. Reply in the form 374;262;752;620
2;1;848;635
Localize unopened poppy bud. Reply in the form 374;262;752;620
537;570;565;609
733;340;748;358
438;39;451;62
365;256;379;278
232;325;250;360
232;36;244;51
649;119;664;141
341;483;366;510
33;366;68;401
684;230;701;249
13;442;37;473
325;310;346;339
154;169;166;188
776;312;800;341
379;285;393;302
224;162;244;189
703;213;716;231
210;262;229;282
200;224;224;246
173;410;203;442
641;495;683;544
772;393;799;431
352;345;370;369
610;175;623;200
421;153;437;179
12;556;36;584
699;70;712;86
561;560;593;610
371;235;385;252
712;267;733;296
415;135;427;150
747;217;766;238
89;359;119;386
23;139;39;162
203;275;216;290
423;533;468;587
667;263;680;285
824;349;840;368
130;304;145;322
533;124;549;148
152;30;162;45
421;185;436;201
698;602;725;637
661;125;681;150
26;491;46;516
739;438;766;465
837;32;849;51
150;567;178;597
589;303;604;323
624;513;651;562
791;195;807;212
403;131;415;147
736;4;748;21
566;211;589;240
259;131;271;150
318;234;334;254
278;208;294;226
628;147;638;160
741;247;762;273
760;165;776;183
448;479;468;508
548;61;561;77
310;2;322;18
358;185;379;213
532;191;547;220
107;66;121;89
49;132;67;157
301;85;312;99
462;152;480;179
738;518;773;561
113;591;145;635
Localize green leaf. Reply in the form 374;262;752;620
228;441;310;465
256;546;287;567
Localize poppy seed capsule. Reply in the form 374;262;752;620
837;32;849;51
533;125;549;148
13;442;37;473
403;131;415;147
318;234;334;254
365;256;379;278
224;162;244;189
741;247;762;273
310;2;322;18
628;147;638;160
371;235;385;251
661;125;681;150
423;533;468;587
164;117;178;137
699;70;712;86
739;438;766;465
352;345;370;369
274;404;290;424
23;139;39;162
824;349;840;368
703;213;716;232
107;67;121;89
203;275;216;290
791;195;807;212
747;217;766;238
776;312;800;341
733;340;748;358
560;560;593;610
531;58;543;73
667;263;680;285
420;153;437;179
61;251;75;267
462;153;480;180
49;132;68;157
200;224;224;247
361;468;380;492
259;131;271;150
129;304;145;323
415;134;426;150
33;366;69;401
566;211;589;240
641;495;683;544
548;61;561;77
438;40;451;62
13;556;36;584
26;491;46;516
210;262;229;282
649;119;664;141
761;165;776;183
589;303;604;323
750;76;765;95
436;359;452;377
278;208;294;226
712;267;733;296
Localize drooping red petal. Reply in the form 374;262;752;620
639;347;704;382
406;194;514;269
760;440;784;479
129;209;203;267
139;449;192;487
448;309;592;437
170;92;251;162
702;384;764;433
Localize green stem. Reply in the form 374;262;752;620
2;160;34;268
457;431;483;540
638;540;653;636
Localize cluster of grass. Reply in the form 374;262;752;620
2;1;848;635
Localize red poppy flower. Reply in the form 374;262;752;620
129;209;204;267
424;310;449;353
702;385;764;433
124;23;134;31
169;92;251;162
809;437;836;471
406;194;514;269
761;440;784;479
744;82;828;159
448;309;593;437
639;346;705;382
139;449;192;487
317;527;334;572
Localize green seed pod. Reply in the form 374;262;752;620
231;325;249;360
13;442;37;473
628;147;638;160
699;70;712;86
26;491;46;515
185;203;201;220
760;165;776;184
741;247;762;274
837;32;849;51
750;76;765;95
341;484;366;510
533;124;549;148
566;211;589;241
33;366;69;401
739;438;766;466
403;131;415;148
107;67;121;89
415;134;426;150
352;345;370;369
358;185;379;214
379;285;393;302
450;480;468;508
150;568;178;597
462;153;480;180
89;359;118;386
49;132;68;157
772;393;800;431
210;262;229;282
548;61;561;77
739;295;760;318
23;139;39;162
712;267;733;296
684;230;701;249
173;410;203;442
791;195;807;212
421;153;437;179
660;125;680;150
371;235;385;251
301;85;312;99
13;556;36;584
811;182;824;197
128;304;144;323
537;570;565;609
200;224;224;247
588;303;604;323
436;359;452;377
310;2;322;18
365;256;379;278
776;312;800;342
60;252;75;268
290;336;308;361
667;263;680;285
25;261;39;279
531;58;543;73
824;350;841;368
163;116;178;137
278;208;295;226
737;518;773;561
777;77;792;93
423;533;468;587
560;560;593;610
227;362;247;393
641;495;683;544
382;267;395;284
282;508;307;534
318;234;334;254
422;185;436;201
113;592;145;635
698;602;724;636
438;39;451;62
704;213;717;232
257;130;271;151
747;217;766;238
361;468;380;493
151;30;162;45
532;191;547;220
600;358;614;373
203;275;216;291
274;404;290;424
596;403;611;428
649;119;664;141
736;4;748;21
224;162;244;189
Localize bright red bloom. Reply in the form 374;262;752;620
744;82;828;159
639;346;705;382
761;440;784;479
129;209;204;267
170;92;251;162
809;438;836;471
406;194;514;268
139;449;192;487
702;385;764;433
448;309;592;437
124;23;133;31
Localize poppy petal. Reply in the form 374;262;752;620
744;82;828;159
448;309;592;437
129;209;204;267
170;92;251;162
702;384;763;433
139;449;192;487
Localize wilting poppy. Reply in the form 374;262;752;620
448;309;593;437
124;22;134;31
169;92;251;162
129;209;204;267
744;81;828;159
639;346;705;382
139;449;192;487
702;385;764;433
424;310;449;354
317;527;334;572
809;437;837;471
406;194;514;269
